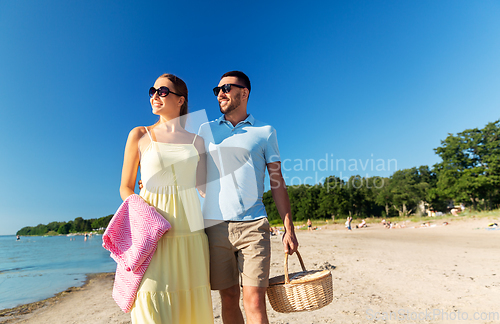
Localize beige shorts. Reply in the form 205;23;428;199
205;217;271;290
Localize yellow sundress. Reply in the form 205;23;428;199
130;128;213;323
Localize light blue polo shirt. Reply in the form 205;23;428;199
198;114;281;221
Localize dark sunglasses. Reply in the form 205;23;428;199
212;83;246;96
149;86;182;98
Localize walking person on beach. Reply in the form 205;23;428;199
199;71;299;324
119;74;213;323
345;216;352;231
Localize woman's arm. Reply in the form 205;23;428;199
194;136;207;198
119;127;144;201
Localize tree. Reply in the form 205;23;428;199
389;168;428;216
73;217;86;232
434;120;500;210
345;176;366;218
317;177;339;218
363;176;386;217
374;177;393;217
91;215;113;230
318;176;350;218
263;190;280;222
480;120;500;208
287;185;318;221
16;214;114;236
57;222;72;234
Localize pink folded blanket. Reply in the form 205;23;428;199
102;194;171;312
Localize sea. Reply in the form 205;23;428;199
0;234;116;310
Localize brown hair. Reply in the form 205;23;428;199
221;71;251;94
153;73;188;127
159;73;188;116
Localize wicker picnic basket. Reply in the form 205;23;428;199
267;250;333;313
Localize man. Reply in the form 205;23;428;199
199;71;298;324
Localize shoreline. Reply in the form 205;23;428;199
13;232;103;238
0;272;115;323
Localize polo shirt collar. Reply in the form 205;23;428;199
217;114;255;126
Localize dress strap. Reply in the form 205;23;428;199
192;134;198;144
144;127;154;142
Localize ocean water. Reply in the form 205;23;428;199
0;234;116;310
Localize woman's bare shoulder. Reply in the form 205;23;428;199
127;126;148;142
130;126;148;136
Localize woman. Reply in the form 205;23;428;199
120;73;213;323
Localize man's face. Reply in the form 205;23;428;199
217;76;245;115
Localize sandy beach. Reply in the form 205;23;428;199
1;216;499;324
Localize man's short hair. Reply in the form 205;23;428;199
221;71;251;94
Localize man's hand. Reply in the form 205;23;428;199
282;229;299;255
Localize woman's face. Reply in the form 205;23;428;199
150;77;183;118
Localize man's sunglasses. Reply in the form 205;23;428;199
212;84;246;96
149;86;182;98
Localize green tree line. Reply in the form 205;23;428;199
16;215;113;236
264;120;500;222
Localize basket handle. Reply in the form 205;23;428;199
284;250;307;284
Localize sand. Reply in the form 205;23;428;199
1;217;499;324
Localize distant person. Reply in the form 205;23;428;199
356;219;366;228
120;74;213;323
345;216;352;231
16;235;20;241
307;218;313;231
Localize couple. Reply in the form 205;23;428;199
119;71;299;324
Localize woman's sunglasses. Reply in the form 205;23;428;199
149;86;182;98
212;84;245;96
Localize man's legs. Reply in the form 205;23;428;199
237;218;271;324
219;284;244;324
206;222;243;323
219;285;269;324
242;286;269;324
208;219;271;324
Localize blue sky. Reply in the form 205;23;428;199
1;0;499;235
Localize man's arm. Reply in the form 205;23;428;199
267;161;299;254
